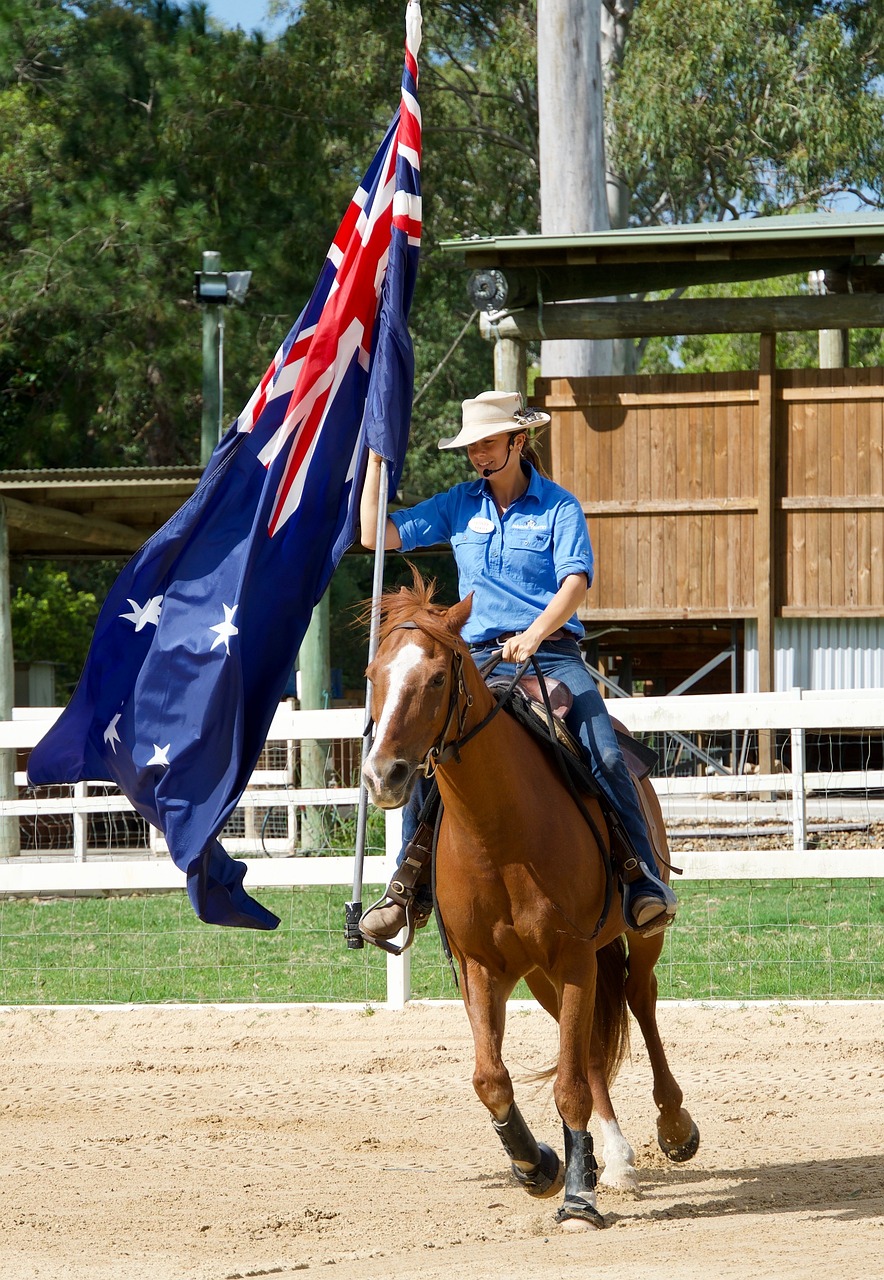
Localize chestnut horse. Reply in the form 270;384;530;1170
362;577;699;1229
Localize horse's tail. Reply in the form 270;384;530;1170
593;935;631;1085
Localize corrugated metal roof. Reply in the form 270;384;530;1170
0;467;202;490
440;210;884;257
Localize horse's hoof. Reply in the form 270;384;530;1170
555;1199;607;1230
599;1164;640;1193
511;1142;565;1199
658;1119;700;1164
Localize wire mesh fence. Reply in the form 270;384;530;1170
1;694;882;1004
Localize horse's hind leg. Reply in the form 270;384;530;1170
626;933;700;1162
588;1023;639;1191
461;959;564;1199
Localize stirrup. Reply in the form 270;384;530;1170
621;863;677;938
358;893;432;956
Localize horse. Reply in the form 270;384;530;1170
361;574;699;1230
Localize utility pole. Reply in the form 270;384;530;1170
537;0;612;378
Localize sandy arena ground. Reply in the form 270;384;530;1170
0;1000;881;1280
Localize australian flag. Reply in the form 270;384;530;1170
28;2;424;930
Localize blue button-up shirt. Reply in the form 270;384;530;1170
391;465;594;644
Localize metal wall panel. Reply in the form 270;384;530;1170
744;618;884;691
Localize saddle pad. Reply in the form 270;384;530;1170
494;687;599;796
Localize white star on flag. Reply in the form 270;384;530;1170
209;603;239;656
120;595;163;631
147;744;171;767
103;713;122;754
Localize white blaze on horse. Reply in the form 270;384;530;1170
362;575;699;1230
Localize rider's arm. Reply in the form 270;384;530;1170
360;450;402;551
501;573;588;664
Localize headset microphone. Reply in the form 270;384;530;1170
482;460;508;478
482;440;514;478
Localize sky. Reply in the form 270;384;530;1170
204;1;289;37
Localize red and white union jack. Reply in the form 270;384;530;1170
234;0;423;538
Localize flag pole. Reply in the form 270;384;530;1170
345;457;389;948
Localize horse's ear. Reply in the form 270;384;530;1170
446;592;474;636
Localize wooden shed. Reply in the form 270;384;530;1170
442;213;884;701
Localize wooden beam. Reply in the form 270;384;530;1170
756;334;777;777
1;495;144;553
479;294;884;342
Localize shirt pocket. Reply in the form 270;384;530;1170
451;530;491;585
504;528;554;588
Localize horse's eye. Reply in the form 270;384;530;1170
431;672;446;688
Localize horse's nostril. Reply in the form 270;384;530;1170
387;760;412;792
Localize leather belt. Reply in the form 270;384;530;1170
484;627;567;647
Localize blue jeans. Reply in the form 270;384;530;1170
401;637;658;875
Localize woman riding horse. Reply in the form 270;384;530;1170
359;389;676;945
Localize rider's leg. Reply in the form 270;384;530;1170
358;777;435;945
531;642;676;936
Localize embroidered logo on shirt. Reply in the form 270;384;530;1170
468;516;494;534
511;518;546;530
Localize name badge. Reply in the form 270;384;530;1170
468;516;494;534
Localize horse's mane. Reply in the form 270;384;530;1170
361;566;470;655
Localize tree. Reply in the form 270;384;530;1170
609;0;884;225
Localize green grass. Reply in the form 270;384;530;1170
0;879;880;1004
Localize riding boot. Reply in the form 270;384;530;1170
608;814;677;938
358;821;434;954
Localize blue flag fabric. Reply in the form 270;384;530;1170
28;3;424;929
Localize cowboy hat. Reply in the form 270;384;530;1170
437;390;551;450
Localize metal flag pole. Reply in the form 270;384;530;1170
344;458;389;948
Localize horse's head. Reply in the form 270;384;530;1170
362;573;476;808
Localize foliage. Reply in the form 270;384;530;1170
611;0;884;225
9;563;105;697
0;0;537;484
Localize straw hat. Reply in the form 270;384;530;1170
437;390;551;450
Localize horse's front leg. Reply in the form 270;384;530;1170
526;964;638;1193
554;953;607;1230
460;957;564;1200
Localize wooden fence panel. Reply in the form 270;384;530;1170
536;367;884;623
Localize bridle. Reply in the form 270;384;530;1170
388;621;474;775
385;621;529;775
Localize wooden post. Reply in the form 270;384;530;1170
756;333;777;779
492;336;527;400
0;500;20;857
819;327;849;369
298;593;330;854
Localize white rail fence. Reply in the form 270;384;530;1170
1;691;882;1004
